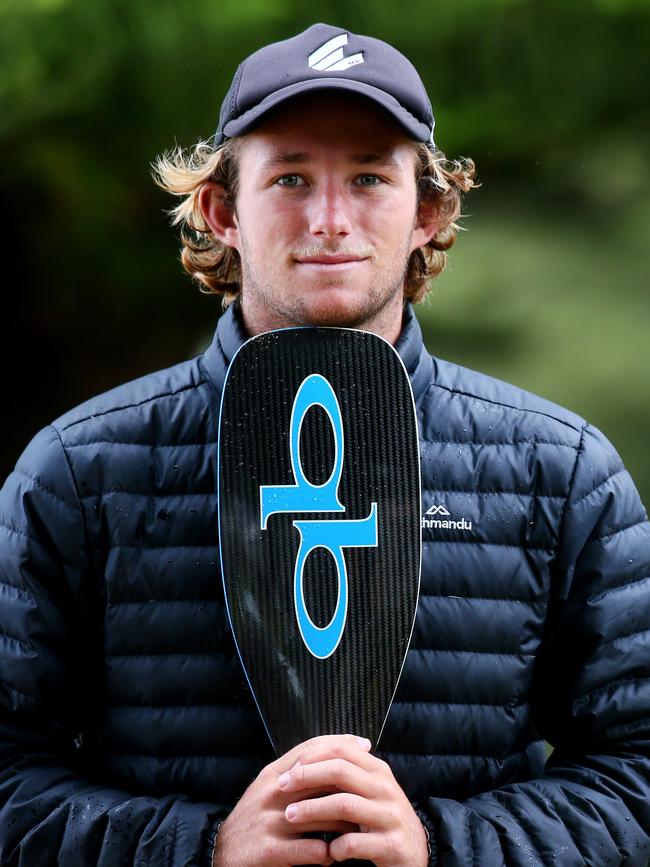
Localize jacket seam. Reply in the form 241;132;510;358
11;467;79;511
560;783;627;857
598;626;650;652
422;488;566;499
422;539;554;552
108;702;250;710
107;598;219;607
554;423;587;549
107;651;224;659
65;440;218;449
92;812;111;864
489;790;545;864
166;816;179;867
0;518;36;543
587;574;650;604
573;675;650;709
590;517;649;545
0;679;41;705
107;543;216;551
79;492;216;501
0;579;31;602
412;648;536;658
57;379;207;433
107;699;529;711
596;718;650;741
49;425;92;557
108;750;270;760
198;353;224;401
420;594;545;605
110;748;532;760
106;648;534;660
420;437;578;449
569;469;628;512
464;808;474;866
380;748;534;759
429;382;584;434
0;628;33;653
391;699;527;710
81;488;568;500
108;595;542;606
567;573;650;610
582;673;650;700
525;780;585;861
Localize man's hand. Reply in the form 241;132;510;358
212;733;367;867
278;736;429;866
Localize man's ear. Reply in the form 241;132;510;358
410;196;440;253
198;182;240;250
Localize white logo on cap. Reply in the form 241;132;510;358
308;33;364;72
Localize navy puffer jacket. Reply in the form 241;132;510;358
0;304;649;866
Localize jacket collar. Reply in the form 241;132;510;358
201;301;434;404
395;303;435;405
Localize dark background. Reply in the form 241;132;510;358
1;0;648;503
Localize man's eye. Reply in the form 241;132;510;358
357;174;381;186
276;175;304;187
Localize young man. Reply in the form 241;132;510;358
0;23;648;867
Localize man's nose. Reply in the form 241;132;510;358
307;181;352;239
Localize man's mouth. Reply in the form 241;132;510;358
294;253;369;266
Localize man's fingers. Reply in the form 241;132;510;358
289;736;380;775
269;733;372;775
328;830;390;863
289;819;358;835
285;792;383;828
259;836;333;866
278;757;379;798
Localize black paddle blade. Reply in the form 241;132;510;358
218;327;421;755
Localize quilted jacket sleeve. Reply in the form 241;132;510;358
416;423;650;865
0;426;224;867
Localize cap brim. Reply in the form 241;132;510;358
222;78;432;143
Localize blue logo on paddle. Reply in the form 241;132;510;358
260;374;378;659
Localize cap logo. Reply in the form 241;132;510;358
308;33;364;72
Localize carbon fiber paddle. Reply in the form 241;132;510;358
218;327;421;755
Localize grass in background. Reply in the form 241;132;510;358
417;160;650;503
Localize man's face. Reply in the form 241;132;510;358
203;93;438;342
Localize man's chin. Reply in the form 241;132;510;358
296;304;372;330
293;290;387;329
241;281;404;337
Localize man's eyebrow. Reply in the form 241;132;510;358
260;153;310;171
352;153;402;168
259;152;402;171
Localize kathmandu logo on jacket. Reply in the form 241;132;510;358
308;33;364;72
422;502;473;532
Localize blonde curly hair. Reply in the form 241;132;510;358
152;137;477;305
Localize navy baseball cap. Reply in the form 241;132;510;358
214;23;436;148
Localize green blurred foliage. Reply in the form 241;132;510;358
1;0;648;503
